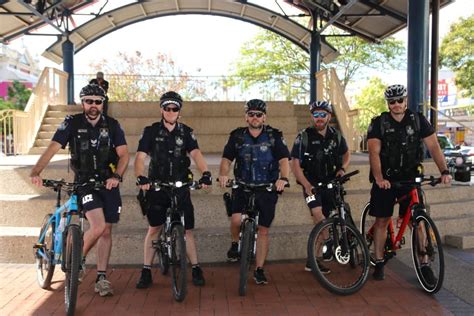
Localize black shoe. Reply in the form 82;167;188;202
420;265;437;286
373;261;385;281
227;242;239;262
136;268;152;289
322;239;334;261
316;260;331;274
192;266;205;286
253;267;268;285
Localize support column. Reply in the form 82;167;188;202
310;12;321;103
430;0;440;130
407;0;429;113
62;38;74;105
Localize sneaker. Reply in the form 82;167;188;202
253;267;268;285
304;259;312;272
192;266;205;286
78;261;86;283
420;265;437;286
322;240;334;261
136;268;153;289
227;242;239;262
373;261;385;281
317;260;331;274
95;276;114;297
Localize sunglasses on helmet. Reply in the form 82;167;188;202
312;112;328;118
163;106;180;112
388;98;405;105
247;111;264;118
82;99;103;105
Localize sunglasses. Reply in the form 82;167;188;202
83;99;103;105
388;98;405;105
312;112;328;118
247;111;264;118
163;107;180;112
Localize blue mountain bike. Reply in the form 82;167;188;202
33;179;103;316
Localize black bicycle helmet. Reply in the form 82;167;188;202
309;100;333;114
160;91;183;109
384;84;407;100
244;99;267;113
79;84;106;98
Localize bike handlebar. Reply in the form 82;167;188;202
150;180;202;190
221;179;290;192
391;176;441;188
42;179;105;192
313;170;360;191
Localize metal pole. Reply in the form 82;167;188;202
310;11;321;103
430;0;440;131
62;38;74;105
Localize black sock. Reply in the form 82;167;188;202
96;271;106;282
143;265;152;270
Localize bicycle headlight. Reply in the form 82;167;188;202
175;181;183;188
455;157;464;166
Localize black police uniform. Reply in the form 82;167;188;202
367;109;434;218
291;126;348;217
137;121;198;229
52;113;126;223
222;125;290;228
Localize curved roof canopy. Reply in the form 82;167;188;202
40;0;339;64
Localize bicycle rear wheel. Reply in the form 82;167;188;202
64;224;82;316
308;218;370;295
239;221;255;296
35;214;56;289
156;228;169;275
170;224;187;302
360;203;377;265
411;213;444;293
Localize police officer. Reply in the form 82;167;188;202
218;99;290;285
291;100;350;273
30;84;129;297
135;91;211;289
90;72;109;115
368;84;451;281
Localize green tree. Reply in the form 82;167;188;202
440;15;474;97
353;77;387;132
89;51;206;101
0;99;14;110
7;80;32;110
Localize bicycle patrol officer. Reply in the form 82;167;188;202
291;101;350;273
135;91;211;289
30;84;129;297
218;99;290;285
367;84;451;281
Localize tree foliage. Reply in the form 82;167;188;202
6;80;32;110
353;77;387;132
89;51;206;101
440;15;474;97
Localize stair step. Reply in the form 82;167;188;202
445;232;474;249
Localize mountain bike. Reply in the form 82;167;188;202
223;179;288;296
360;176;445;293
307;170;370;295
150;180;201;302
33;179;103;316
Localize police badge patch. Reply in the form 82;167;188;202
282;137;287;146
260;145;268;152
190;132;197;141
99;128;109;138
176;137;184;146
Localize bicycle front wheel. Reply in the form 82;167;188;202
239;221;255;296
64;224;82;316
170;224;187;302
35;214;56;289
411;213;444;294
360;202;377;265
308;219;370;295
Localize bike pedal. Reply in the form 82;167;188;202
33;244;43;249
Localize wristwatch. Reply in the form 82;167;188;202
112;173;123;182
441;170;450;176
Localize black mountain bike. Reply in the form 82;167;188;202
224;179;288;296
307;170;370;295
150;180;201;302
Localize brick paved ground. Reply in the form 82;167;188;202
0;262;456;315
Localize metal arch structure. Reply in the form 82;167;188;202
42;1;339;64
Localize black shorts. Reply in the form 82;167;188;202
145;188;195;230
302;187;336;218
369;183;412;218
231;188;278;228
79;187;122;223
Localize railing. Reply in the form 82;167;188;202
0;67;68;155
316;68;359;151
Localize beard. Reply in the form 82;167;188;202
248;119;263;130
314;120;328;131
85;107;101;120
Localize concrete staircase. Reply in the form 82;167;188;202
0;156;473;264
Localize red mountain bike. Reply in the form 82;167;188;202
360;176;445;293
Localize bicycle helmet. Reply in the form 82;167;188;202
79;84;106;99
160;91;183;109
384;84;407;100
309;100;333;114
244;99;267;113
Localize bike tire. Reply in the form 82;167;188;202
308;218;370;296
64;224;82;316
35;214;56;289
156;227;169;275
411;213;445;294
239;221;255;296
360;202;377;265
170;224;187;302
